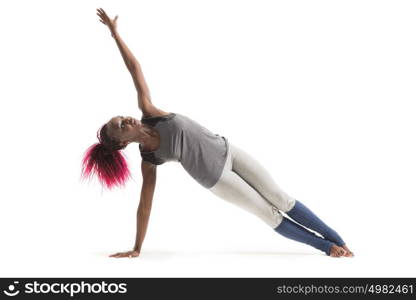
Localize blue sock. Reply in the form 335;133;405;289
286;200;345;246
274;217;334;256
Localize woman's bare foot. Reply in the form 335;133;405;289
329;244;347;257
340;245;354;257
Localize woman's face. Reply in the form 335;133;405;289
106;115;142;147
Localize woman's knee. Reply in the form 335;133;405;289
270;206;284;228
266;191;296;213
283;196;297;213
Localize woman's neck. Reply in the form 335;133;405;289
140;125;160;151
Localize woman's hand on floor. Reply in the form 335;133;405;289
109;250;140;258
96;8;118;37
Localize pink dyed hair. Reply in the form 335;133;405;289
80;123;132;190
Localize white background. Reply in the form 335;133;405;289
0;0;415;277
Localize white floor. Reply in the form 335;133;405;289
1;244;413;278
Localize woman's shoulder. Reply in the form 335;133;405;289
141;112;172;119
141;106;172;119
141;110;177;127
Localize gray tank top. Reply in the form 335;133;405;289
139;112;229;188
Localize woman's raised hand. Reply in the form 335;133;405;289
96;8;118;37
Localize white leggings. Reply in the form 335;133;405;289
208;142;296;228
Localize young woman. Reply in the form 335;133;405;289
81;8;354;259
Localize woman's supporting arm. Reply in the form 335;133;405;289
108;161;156;258
133;160;157;253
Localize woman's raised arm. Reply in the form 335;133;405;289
96;8;158;116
